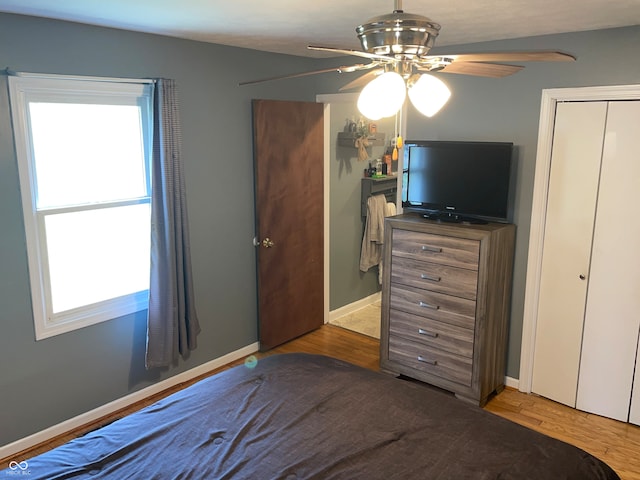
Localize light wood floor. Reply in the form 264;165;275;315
4;324;640;479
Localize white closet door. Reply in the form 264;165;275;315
577;101;640;421
531;102;608;407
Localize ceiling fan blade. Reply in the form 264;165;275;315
441;51;576;63
308;45;395;63
239;64;371;86
339;69;384;91
438;62;524;78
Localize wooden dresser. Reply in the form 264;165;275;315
380;214;516;406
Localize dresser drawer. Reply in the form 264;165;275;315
389;309;474;358
390;283;476;330
392;229;480;270
389;335;473;386
390;256;478;300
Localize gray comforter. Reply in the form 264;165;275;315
4;353;620;479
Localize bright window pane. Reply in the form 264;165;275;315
29;102;148;209
44;204;150;313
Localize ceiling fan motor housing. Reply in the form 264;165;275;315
356;10;441;58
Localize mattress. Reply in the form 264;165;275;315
3;353;620;479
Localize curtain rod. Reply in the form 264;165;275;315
4;68;156;85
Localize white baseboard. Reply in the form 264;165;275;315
505;376;519;390
0;342;259;461
328;292;381;323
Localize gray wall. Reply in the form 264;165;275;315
1;9;639;447
329;100;396;310
0;13;346;446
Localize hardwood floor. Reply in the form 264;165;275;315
3;324;639;480
484;386;640;480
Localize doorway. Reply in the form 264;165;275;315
317;93;404;338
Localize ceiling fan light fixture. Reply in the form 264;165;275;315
357;71;406;120
357;11;441;58
407;73;451;117
244;3;576;90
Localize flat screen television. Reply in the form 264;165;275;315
402;140;514;223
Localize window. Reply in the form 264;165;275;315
9;74;154;340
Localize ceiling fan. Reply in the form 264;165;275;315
241;0;575;118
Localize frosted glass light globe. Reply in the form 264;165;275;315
408;74;451;117
357;71;406;120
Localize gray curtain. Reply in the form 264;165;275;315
145;78;200;369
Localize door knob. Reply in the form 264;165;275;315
262;238;275;248
579;274;586;280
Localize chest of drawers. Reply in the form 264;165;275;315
380;214;516;406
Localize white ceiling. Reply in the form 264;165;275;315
0;0;639;58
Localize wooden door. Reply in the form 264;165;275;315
253;99;324;350
576;101;640;421
531;102;607;407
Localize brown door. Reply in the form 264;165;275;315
253;99;324;350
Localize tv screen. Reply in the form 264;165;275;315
402;140;513;223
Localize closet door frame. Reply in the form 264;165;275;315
519;83;640;393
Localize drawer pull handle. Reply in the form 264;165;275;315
418;356;438;366
418;301;440;310
418;328;439;338
420;273;441;282
421;245;443;253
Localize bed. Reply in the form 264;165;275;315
4;353;619;479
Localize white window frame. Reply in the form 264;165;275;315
8;73;154;340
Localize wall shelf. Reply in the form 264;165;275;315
337;131;386;148
361;176;398;218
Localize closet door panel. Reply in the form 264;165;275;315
577;101;640;421
531;102;607;407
